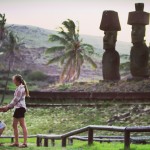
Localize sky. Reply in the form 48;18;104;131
0;0;150;44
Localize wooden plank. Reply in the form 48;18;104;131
62;126;89;138
126;126;150;132
0;135;37;138
89;125;125;132
69;135;124;139
69;136;124;142
37;134;61;139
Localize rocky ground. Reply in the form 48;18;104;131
46;78;150;92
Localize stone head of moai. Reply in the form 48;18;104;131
103;31;117;50
100;10;121;51
127;3;150;79
128;3;149;44
99;10;121;81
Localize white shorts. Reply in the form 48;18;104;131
0;122;6;129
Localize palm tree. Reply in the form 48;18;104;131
0;31;24;104
46;19;97;83
0;14;6;41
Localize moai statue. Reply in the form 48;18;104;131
128;3;150;79
100;10;121;81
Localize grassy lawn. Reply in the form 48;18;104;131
0;141;150;150
0;104;149;149
0;92;150;149
0;103;149;136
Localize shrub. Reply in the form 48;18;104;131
27;71;48;81
22;70;32;76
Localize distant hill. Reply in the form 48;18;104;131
0;24;132;80
7;24;131;54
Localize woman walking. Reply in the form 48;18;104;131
3;74;29;148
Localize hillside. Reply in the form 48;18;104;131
7;24;131;54
0;24;131;81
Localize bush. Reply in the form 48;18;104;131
22;70;32;76
27;71;48;81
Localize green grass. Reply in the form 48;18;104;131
0;104;150;136
0;141;150;150
0;94;150;149
0;103;149;149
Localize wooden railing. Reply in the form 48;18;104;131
36;125;150;150
0;126;149;149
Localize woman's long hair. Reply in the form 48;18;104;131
13;74;30;97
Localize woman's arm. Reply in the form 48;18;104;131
0;107;5;112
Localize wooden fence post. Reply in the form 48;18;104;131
124;130;130;150
88;128;93;145
44;138;48;147
37;137;42;147
62;137;67;147
11;137;14;143
51;139;55;146
68;138;73;145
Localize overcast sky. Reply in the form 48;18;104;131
0;0;150;43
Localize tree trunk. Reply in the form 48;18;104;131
0;57;11;105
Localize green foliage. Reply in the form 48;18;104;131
46;46;65;54
0;14;6;41
22;70;32;76
120;62;130;70
46;19;97;83
0;14;6;28
0;31;24;67
0;32;24;105
27;71;48;81
57;83;72;91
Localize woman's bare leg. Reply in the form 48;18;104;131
19;118;28;144
12;118;19;144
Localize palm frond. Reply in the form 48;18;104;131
67;19;76;34
84;54;97;69
49;34;68;45
81;43;95;54
46;46;65;54
62;19;75;34
47;50;73;65
58;30;73;42
47;55;64;65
